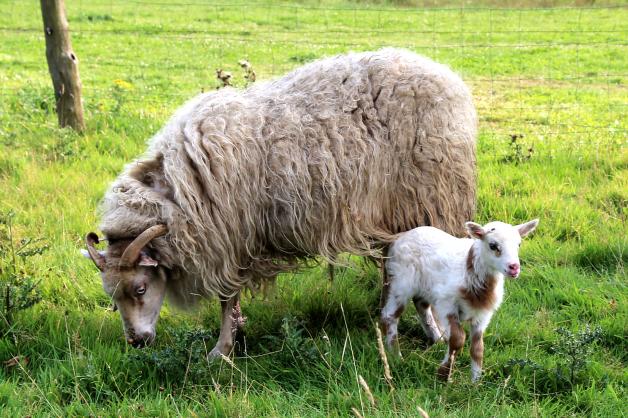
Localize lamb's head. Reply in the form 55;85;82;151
465;219;539;278
82;225;168;348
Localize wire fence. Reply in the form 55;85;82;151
1;1;626;156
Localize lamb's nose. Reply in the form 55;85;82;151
508;262;520;271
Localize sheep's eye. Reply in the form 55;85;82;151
136;286;146;296
489;242;499;252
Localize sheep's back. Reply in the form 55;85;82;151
114;48;477;299
249;48;477;256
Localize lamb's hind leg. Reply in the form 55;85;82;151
380;270;410;356
208;293;243;360
380;294;407;356
412;297;442;345
437;313;466;382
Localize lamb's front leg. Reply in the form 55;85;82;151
437;313;466;381
470;324;485;382
208;293;242;359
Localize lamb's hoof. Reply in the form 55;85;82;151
385;342;403;359
427;334;442;347
437;365;452;382
388;348;403;360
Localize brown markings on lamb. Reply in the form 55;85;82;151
466;245;475;271
413;296;430;310
461;246;498;310
379;246;390;311
380;320;389;339
437;314;466;380
470;331;484;367
392;304;405;319
447;314;466;352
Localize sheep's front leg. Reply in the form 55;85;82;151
437;314;465;381
208;293;242;360
470;325;485;382
413;297;442;345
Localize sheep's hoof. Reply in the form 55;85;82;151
207;345;232;362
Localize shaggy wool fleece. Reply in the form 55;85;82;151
99;48;477;304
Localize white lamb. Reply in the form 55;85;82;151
380;219;539;382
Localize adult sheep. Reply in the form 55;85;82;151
82;48;477;357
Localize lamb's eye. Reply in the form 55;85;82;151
489;242;499;252
136;285;146;296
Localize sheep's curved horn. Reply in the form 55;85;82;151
85;232;106;271
119;225;167;268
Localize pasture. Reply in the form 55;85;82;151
0;0;626;416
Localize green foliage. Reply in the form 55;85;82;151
0;0;626;415
499;325;604;398
262;314;319;366
502;134;534;165
552;325;603;386
0;211;47;335
128;327;214;383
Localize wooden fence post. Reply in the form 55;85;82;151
40;0;85;132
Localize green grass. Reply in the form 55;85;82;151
0;0;627;416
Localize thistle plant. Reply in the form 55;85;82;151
552;325;603;385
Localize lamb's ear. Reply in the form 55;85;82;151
465;222;486;239
138;253;159;267
516;219;539;238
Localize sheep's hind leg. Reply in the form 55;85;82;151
436;313;465;382
412;297;442;345
208;293;243;360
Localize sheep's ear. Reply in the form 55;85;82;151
81;249;106;259
138;253;159;267
516;219;539;238
465;222;486;239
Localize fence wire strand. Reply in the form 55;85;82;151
1;1;626;156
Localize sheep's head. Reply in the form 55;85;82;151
82;225;168;348
465;219;539;278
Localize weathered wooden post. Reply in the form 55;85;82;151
40;0;85;132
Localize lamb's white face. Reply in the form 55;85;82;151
466;219;539;278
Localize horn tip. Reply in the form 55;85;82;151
86;232;100;244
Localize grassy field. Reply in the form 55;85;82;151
0;0;626;416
